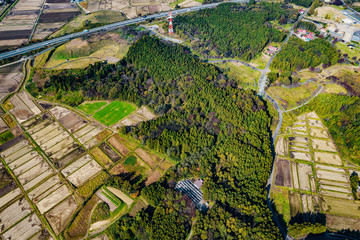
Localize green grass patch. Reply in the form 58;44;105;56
93;101;136;126
77;101;107;115
51;10;126;38
0;130;14;145
335;42;360;60
91;202;111;223
123;155;137;166
77;171;110;199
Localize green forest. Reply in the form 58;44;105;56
31;36;282;239
174;2;298;60
288;0;313;7
271;37;339;71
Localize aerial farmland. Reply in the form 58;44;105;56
0;88;171;239
271;111;360;231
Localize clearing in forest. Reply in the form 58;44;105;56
93;101;137;126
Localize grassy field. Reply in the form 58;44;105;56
77;171;110;199
77;101;107;115
214;62;261;88
51;11;126;38
249;53;270;69
271;187;291;223
335;42;360;60
91;202;110;224
324;83;347;94
267;82;320;110
93;101;137;126
124;155;137;166
42;33;129;69
102;187;123;207
0;130;14;144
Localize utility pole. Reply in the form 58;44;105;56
168;11;174;35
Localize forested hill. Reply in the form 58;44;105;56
174;2;298;60
33;36;282;239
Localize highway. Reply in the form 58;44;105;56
0;0;247;61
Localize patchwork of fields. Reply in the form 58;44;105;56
272;112;360;231
0;90;168;239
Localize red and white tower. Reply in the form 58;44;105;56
168;11;173;36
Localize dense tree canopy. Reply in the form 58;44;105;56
174;2;297;60
32;36;281;239
271;37;339;71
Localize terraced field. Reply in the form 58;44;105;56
0;91;170;239
271;111;360;231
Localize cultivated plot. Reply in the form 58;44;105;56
0;62;23;102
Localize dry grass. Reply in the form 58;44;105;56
90;148;113;169
314;152;342;165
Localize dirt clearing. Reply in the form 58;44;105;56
275;159;292;187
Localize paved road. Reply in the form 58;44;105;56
262;8;310;240
0;0;248;61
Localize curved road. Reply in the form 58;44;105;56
0;0;248;61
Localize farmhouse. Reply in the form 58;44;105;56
267;46;278;55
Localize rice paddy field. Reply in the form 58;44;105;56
0;91;168;239
271;111;360;232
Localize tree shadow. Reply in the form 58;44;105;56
289;212;326;225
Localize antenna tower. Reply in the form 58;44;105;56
168;11;173;35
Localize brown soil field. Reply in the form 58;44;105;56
3;114;17;129
28;175;61;200
0;62;23;102
0;188;22;209
320;190;353;200
291;161;299;189
318;179;350;188
107;135;130;156
55;147;85;169
312;139;337;152
36;185;72;214
10;126;22;137
0;135;26;157
67;160;103;187
61;154;92;177
50;106;71;119
158;159;173;172
297;163;313;191
293;121;306;126
315;164;345;173
2;213;42;240
308;119;324;128
326;214;360;231
9;95;34;123
18;91;41;115
319;185;351;193
316;169;348;182
275;159;292;187
78;127;103;144
90;147;113;169
22;168;54;191
96;190;117;212
290;146;309;152
49;141;79;161
34;182;64;203
145;170;162;186
314;152;342;166
58;112;86;131
107;186;133;206
290;151;311;161
275;137;285;156
310;128;329;138
84;137;100;149
65;194;100;239
5;145;33;163
12;156;43;176
99;142;121;162
129;199;148;217
289;191;301;217
74;123;97;138
289;137;308;143
39;12;79;23
45;195;79;235
95;129;112;142
135;148;159;168
0;198;32;232
109;162;129;175
0;30;32;40
307;112;320;119
30;229;50;240
301;193;308;212
310;176;316;193
321;197;360;218
135;106;157;120
0;118;8;134
292;125;307;131
293;131;307;136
